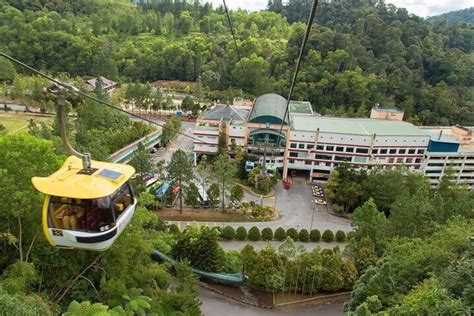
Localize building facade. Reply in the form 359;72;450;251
193;93;474;190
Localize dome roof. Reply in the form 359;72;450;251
248;93;288;125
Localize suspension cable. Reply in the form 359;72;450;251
275;0;319;149
222;0;246;80
0;52;212;145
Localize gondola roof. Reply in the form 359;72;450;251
32;156;135;199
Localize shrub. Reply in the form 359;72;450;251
347;231;355;240
169;224;180;234
286;228;298;241
236;227;247;241
222;226;235;240
261;227;273;241
335;230;346;242
248;226;261;241
274;227;287;241
298;229;310;242
310;229;321;242
213;226;222;237
322;229;334;242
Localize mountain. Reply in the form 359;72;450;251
428;7;474;25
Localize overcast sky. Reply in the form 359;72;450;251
209;0;472;17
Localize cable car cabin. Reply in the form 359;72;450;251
32;156;137;251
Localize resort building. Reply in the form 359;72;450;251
193;93;474;190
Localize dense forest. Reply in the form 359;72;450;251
0;0;473;125
428;7;474;26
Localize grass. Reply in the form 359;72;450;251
0;112;53;134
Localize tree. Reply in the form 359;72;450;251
181;95;194;112
166;149;194;212
230;185;244;204
212;154;236;212
206;183;220;210
216;122;228;157
129;142;153;193
0;59;17;83
185;183;200;209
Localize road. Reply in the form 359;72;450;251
152;120;195;163
199;287;344;316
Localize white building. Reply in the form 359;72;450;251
193;93;474;190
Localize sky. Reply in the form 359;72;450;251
208;0;473;18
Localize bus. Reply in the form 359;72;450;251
195;183;210;208
154;181;171;202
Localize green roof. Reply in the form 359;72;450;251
290;115;428;136
289;101;313;114
248;93;288;124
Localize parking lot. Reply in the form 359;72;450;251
168;180;352;233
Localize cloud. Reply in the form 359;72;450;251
206;0;472;17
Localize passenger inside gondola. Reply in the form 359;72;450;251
48;183;134;232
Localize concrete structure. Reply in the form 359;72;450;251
193;93;473;190
85;76;117;92
370;105;404;121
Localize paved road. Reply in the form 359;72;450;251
199;287;344;316
169;182;352;233
152;120;195;163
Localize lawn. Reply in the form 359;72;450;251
0;112;53;134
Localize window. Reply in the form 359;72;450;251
299;143;305;149
326;146;334;151
372;149;378;154
356;148;369;154
335;156;351;162
230;138;236;144
389;149;397;154
417;149;425;154
315;154;332;160
408;149;416;154
353;157;367;163
399;149;406;154
307;144;314;149
289;159;295;164
380;149;388;154
48;184;134;233
289;152;298;157
388;158;395;163
406;158;413;164
396;158;404;164
290;143;297;148
415;158;421;163
305;161;312;165
316;145;324;150
346;147;354;153
336;146;344;152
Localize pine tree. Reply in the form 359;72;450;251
167;149;194;212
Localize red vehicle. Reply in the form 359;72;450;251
283;179;291;189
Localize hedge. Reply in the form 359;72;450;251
298;229;310;242
310;229;321;242
236;226;247;241
261;227;273;241
222;226;235;240
335;230;346;242
286;228;298;241
248;226;261;241
322;229;335;242
274;227;287;241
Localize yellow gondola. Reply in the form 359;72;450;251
32;156;136;251
31;88;137;251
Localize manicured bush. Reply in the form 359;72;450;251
236;226;247;241
347;231;355;240
335;230;346;242
169;224;180;234
322;229;335;242
261;227;273;241
248;226;261;241
310;229;321;242
222;226;236;240
286;228;298;241
298;229;310;242
213;226;222;237
274;227;287;241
